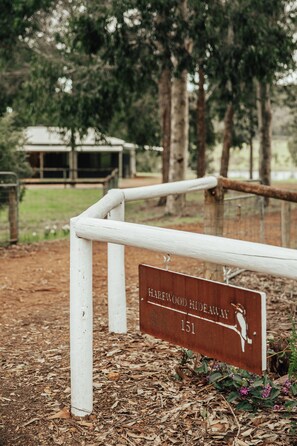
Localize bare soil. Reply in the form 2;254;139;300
1;224;297;445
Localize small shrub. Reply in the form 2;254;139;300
289;319;297;379
176;351;297;413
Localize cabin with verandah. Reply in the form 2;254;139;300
21;126;136;184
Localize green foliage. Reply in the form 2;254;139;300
288;319;297;379
203;0;296;163
178;352;297;413
0;0;55;115
135;148;161;173
1;0;295;180
108;89;161;147
0;113;31;209
204;360;297;412
0;0;53;49
0;113;30;175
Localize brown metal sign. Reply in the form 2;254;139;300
139;265;266;375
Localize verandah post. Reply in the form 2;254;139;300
108;201;127;333
70;218;93;416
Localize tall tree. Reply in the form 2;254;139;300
17;1;124;133
230;0;296;185
166;0;191;214
256;82;272;186
189;0;220;178
251;0;296;186
217;1;239;178
196;66;206;177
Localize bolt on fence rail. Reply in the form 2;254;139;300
70;176;297;416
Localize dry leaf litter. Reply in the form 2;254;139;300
0;229;296;445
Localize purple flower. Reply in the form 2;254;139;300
273;404;282;411
282;386;289;395
261;384;272;398
281;380;291;395
239;387;250;397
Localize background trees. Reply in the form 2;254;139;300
1;0;296;212
0;113;32;210
0;0;55;114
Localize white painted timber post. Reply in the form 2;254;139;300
70;217;93;416
108;201;127;333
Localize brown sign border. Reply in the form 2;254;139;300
139;265;266;375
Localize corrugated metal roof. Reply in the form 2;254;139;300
23;126;128;152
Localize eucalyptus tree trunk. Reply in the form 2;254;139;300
219;102;234;178
158;67;172;207
197;65;206;178
249;135;254;180
219;20;234;179
166;0;189;215
155;6;172;191
166;70;189;214
248;109;254;180
257;81;272;187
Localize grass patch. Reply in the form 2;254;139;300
0;187;205;243
20;188;103;222
1;172;296;244
17;187;103;242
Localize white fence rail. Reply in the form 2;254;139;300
70;176;297;416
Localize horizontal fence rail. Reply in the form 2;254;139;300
220;177;297;203
70;175;297;417
75;218;297;279
22;168;119;189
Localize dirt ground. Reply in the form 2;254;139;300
1;225;297;445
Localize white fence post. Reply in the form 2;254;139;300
70;218;93;416
108;201;127;333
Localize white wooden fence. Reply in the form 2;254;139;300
70;176;297;416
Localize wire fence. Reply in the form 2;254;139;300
1;178;297;249
223;192;297;248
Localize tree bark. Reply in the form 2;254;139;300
219;102;234;178
203;184;224;281
197;65;206;178
249;135;253;180
158;67;172;185
166;0;189;215
158;67;172;206
166;69;189;214
257;81;272;187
